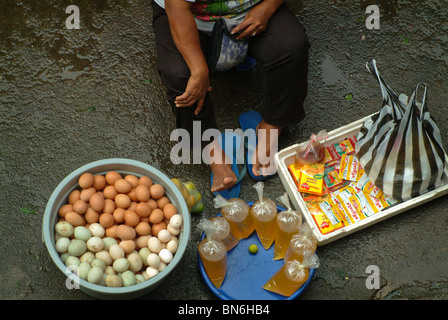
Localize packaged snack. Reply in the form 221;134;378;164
303;195;344;234
197;219;228;289
274;193;303;260
324;136;357;163
356;172;383;198
298;163;325;196
338;154;360;182
250;182;278;250
213;195;254;240
323;162;344;189
284;223;317;263
288;163;302;190
295;130;328;165
334;187;365;224
262;254;320;297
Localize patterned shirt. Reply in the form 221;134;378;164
190;0;262;21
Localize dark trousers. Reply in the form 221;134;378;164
151;1;310;137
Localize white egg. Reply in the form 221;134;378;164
56;237;71;253
148;236;162;253
157;229;171;243
145;267;159;279
169;214;183;229
87;266;104;284
86;236;104;253
159;248;173;264
147;253;161;269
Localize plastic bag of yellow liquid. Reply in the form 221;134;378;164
250;182;278;250
284;223;317;263
213;194;254;240
198;216;239;251
273;193;303;260
197;218;228;289
263;253;320;297
171;178;204;213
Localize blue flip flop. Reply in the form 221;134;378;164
210;131;247;199
239;111;275;181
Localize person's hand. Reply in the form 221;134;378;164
230;2;274;40
175;70;212;115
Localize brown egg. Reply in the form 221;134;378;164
80;187;96;202
58;204;73;218
157;196;170;209
124;174;139;188
99;213;114;228
115;194;131;209
103;198;116;214
140;216;150;223
163;203;178;220
93;174;107;191
114;179;132;194
135;202;151;218
103;185;118;200
65;211;84;227
106;225;118;238
138;176;153;189
116;224;136;240
105;171;122;185
127;188;138;202
135;222;151;236
72;199;88;214
113;208;126;223
68;189;81;205
135;235;151;249
124;210;139;227
89;192;105;212
85;207;99;224
146;198;158;210
78;172;94;189
128;201;137;212
150;184;165;199
119;240;136;254
135;185;151;202
149;208;164;224
151;221;167;237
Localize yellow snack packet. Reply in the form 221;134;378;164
356;172;383;198
298;163;325;196
339;154;360;182
303;196;344;235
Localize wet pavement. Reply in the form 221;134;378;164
1;0;448;300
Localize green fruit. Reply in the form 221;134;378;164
191;201;204;213
248;244;258;254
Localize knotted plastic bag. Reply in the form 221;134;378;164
273;193;303;260
355;59;448;201
213;194;254;239
198;216;238;251
197;218;227;288
263;253;320;297
171;178;204;213
250;182;278;249
295;130;328;165
284;223;317;263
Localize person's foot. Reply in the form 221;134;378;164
210;162;237;192
205;138;237;193
251;120;282;177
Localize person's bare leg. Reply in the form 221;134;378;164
252;120;282;177
205;139;237;192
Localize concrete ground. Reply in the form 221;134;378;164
1;0;447;300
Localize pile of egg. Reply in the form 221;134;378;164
54;171;184;287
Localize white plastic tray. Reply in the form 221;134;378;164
275;114;448;246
